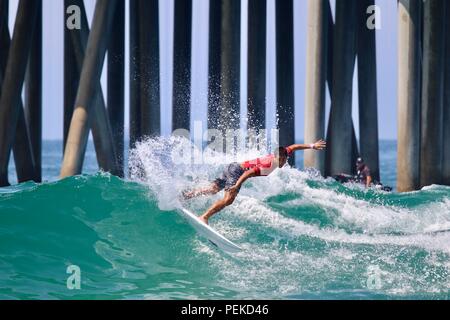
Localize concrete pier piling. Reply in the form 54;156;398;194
0;0;6;38
129;0;142;149
397;0;422;192
207;0;222;133
12;109;35;184
208;0;241;153
420;0;446;188
64;0;78;152
60;0;118;178
356;0;380;182
0;2;36;185
0;0;39;186
443;2;450;186
129;0;160;148
326;0;357;176
139;0;160;137
172;0;192;132
247;0;266;134
145;0;160;136
64;0;120;177
25;0;42;182
326;0;333;91
276;0;295;164
0;0;448;189
208;0;241;132
304;0;328;174
108;0;125;177
220;0;241;134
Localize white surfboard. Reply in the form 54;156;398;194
178;208;242;253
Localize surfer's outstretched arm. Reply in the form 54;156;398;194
287;139;326;152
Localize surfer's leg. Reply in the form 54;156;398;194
199;191;237;224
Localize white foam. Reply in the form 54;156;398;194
128;136;450;297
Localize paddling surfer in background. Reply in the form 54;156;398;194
182;140;326;224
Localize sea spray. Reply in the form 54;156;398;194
128;136;274;211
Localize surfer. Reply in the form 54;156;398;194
182;140;326;224
355;157;372;188
332;157;392;191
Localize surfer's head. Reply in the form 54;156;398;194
275;147;289;167
356;157;365;170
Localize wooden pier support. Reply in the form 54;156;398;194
304;0;328;173
356;0;379;182
60;0;118;178
397;0;422;192
108;0;125;177
325;0;357;176
420;0;446;188
276;0;295;164
0;0;39;186
172;0;192;132
247;0;266;134
25;0;42;182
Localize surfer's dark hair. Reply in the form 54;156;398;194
275;147;288;158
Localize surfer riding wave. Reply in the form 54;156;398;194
182;140;326;224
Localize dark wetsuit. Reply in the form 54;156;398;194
356;165;371;184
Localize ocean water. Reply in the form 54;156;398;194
0;138;449;299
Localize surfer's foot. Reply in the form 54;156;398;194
199;215;209;225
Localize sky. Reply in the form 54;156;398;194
8;0;398;141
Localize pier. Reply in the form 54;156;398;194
0;0;449;191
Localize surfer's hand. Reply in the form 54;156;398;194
313;139;326;150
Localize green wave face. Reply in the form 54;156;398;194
1;137;450;300
0;172;449;300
